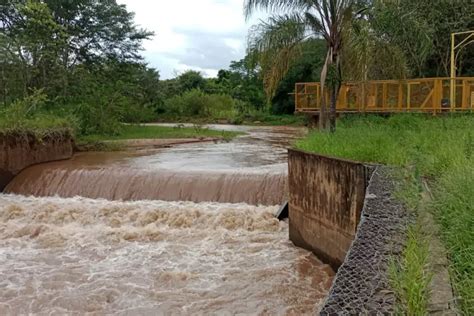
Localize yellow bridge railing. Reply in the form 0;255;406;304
295;77;474;114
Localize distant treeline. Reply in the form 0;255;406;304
0;1;473;135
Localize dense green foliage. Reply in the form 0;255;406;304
2;0;473;136
163;90;238;120
0;90;73;137
297;115;474;314
355;0;474;78
246;0;474;112
0;0;158;135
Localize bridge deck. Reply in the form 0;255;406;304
295;77;474;115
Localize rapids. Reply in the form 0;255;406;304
0;124;335;314
0;195;334;315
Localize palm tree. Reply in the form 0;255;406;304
245;0;357;131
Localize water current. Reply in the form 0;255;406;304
0;124;334;315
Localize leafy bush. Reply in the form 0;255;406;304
0;91;73;137
74;102;123;136
119;103;157;123
164;89;238;119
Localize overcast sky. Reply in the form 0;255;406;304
117;0;265;79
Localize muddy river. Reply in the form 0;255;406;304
0;124;334;315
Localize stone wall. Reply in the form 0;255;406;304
0;132;74;191
288;149;367;269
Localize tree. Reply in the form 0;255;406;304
272;39;326;114
368;0;433;78
177;70;206;92
356;0;474;78
0;1;159;135
410;0;473;77
0;0;153;101
245;0;358;131
342;10;409;81
0;1;67;97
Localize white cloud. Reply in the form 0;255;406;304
117;0;266;79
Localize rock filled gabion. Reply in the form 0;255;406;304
320;167;414;315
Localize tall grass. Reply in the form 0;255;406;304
296;114;474;314
432;164;474;313
390;225;431;315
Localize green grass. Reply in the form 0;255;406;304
431;164;474;313
296;114;474;314
241;113;309;126
390;225;431;315
78;124;241;143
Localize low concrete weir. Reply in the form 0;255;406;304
288;149;367;269
5;125;301;205
6;161;288;205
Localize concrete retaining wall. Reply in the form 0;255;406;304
320;167;412;314
288;149;367;269
0;131;74;191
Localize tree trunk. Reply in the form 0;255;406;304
329;84;337;132
319;49;332;131
1;64;5;107
329;55;342;133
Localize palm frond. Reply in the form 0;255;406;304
262;46;303;98
304;12;328;40
244;0;313;19
247;13;307;98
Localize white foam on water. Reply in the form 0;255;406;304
0;194;334;315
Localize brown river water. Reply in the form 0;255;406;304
0;125;334;315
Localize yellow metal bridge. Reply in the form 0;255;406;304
295;77;474;115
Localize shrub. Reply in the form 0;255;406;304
164;89;238;119
119;103;157;123
0;91;73;137
74;101;123;136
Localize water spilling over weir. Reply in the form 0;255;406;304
5;158;288;205
0;125;335;314
6;125;296;205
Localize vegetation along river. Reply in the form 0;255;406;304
0;125;334;314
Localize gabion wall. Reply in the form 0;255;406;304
320;167;413;315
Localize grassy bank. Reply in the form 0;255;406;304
0;111;73;138
155;113;309;126
296;114;473;314
78;124;241;143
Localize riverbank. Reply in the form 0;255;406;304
0;130;75;190
152;113;309;127
296;114;473;314
76;125;242;151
